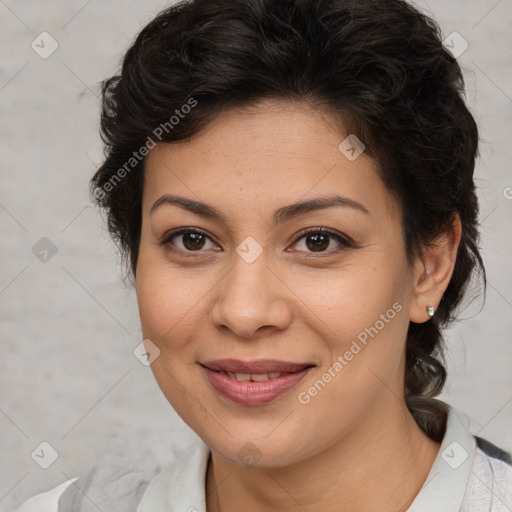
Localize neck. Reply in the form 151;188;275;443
206;399;441;512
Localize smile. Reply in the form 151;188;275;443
200;359;315;406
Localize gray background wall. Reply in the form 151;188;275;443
1;0;511;509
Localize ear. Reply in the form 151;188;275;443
409;213;462;323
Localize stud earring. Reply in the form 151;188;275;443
426;305;435;318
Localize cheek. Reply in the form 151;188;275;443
135;248;209;350
135;252;208;415
137;280;208;353
291;261;408;388
293;270;408;439
290;262;397;339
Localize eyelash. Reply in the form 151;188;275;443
160;226;352;256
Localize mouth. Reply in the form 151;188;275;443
200;359;315;406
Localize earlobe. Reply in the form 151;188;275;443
409;213;462;323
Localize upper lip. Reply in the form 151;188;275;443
201;359;314;374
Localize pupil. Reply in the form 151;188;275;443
307;234;328;252
184;233;205;250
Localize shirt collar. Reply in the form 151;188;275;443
137;437;210;512
407;402;476;511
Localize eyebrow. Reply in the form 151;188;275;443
150;194;369;225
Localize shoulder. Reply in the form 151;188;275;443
407;401;511;512
13;441;208;512
462;435;512;511
137;439;210;512
14;478;78;512
13;452;163;512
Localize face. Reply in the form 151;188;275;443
136;99;420;468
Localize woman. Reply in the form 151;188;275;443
16;0;512;510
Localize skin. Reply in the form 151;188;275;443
136;99;461;512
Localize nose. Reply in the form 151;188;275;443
209;252;292;339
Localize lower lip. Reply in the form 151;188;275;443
202;366;312;406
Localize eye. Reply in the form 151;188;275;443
289;227;351;254
161;226;351;255
162;228;218;252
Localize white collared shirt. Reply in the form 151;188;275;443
15;403;512;512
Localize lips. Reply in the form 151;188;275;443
201;359;312;374
200;359;314;406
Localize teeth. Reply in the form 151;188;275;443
250;373;269;381
223;371;284;381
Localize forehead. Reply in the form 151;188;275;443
143;100;399;223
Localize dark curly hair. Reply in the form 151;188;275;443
90;0;486;440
